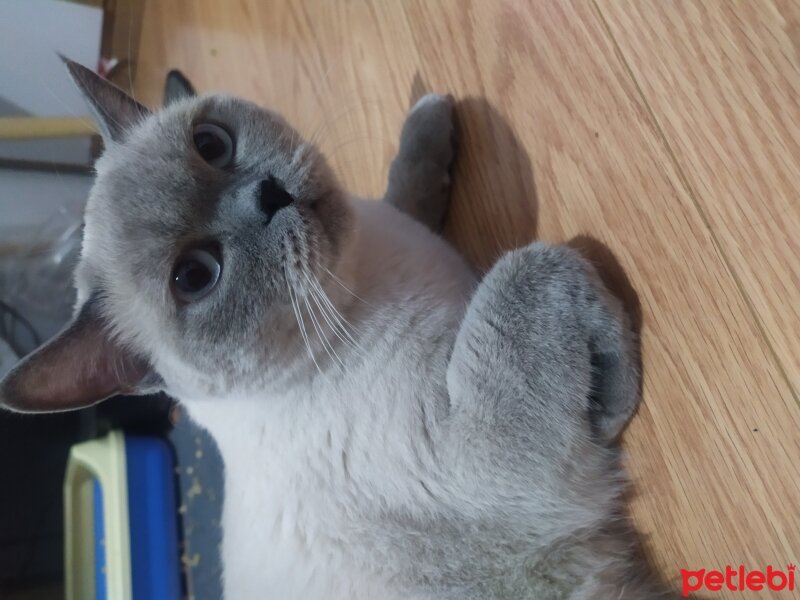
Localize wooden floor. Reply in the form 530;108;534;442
135;1;800;595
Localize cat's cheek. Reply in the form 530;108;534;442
311;194;355;271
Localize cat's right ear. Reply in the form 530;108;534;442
0;298;154;414
61;55;150;144
164;69;196;106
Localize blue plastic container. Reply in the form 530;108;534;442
66;431;182;600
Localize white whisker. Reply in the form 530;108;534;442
126;3;138;109
285;270;321;374
305;273;364;354
306;281;358;359
323;266;370;305
306;98;382;149
303;291;343;370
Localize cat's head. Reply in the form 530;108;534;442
0;59;354;412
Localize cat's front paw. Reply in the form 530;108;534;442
405;93;457;185
385;93;457;231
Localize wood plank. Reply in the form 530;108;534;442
134;0;800;593
597;0;800;396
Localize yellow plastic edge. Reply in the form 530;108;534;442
64;430;132;600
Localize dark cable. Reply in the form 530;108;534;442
0;299;41;358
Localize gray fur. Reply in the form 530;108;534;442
385;94;456;232
0;60;677;599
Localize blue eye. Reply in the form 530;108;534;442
193;123;234;168
171;248;221;302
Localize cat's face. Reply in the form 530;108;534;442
0;60;353;412
84;94;353;395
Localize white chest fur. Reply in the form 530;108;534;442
185;201;476;599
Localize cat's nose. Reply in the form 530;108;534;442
259;177;294;221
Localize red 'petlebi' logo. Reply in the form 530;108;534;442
681;565;796;596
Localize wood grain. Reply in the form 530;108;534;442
135;1;800;595
597;0;800;396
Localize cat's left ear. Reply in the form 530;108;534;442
61;55;150;144
0;298;155;414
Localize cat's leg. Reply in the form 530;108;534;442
446;242;640;451
441;243;651;596
442;242;640;511
384;94;456;232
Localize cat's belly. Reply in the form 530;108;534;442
218;462;409;600
211;376;459;600
219;529;395;599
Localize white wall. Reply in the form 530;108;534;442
0;169;90;230
0;0;102;116
0;0;104;339
0;0;104;166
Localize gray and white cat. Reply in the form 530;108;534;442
0;60;676;599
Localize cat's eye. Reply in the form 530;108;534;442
171;248;222;302
193;123;234;168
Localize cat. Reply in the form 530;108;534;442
0;59;677;599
